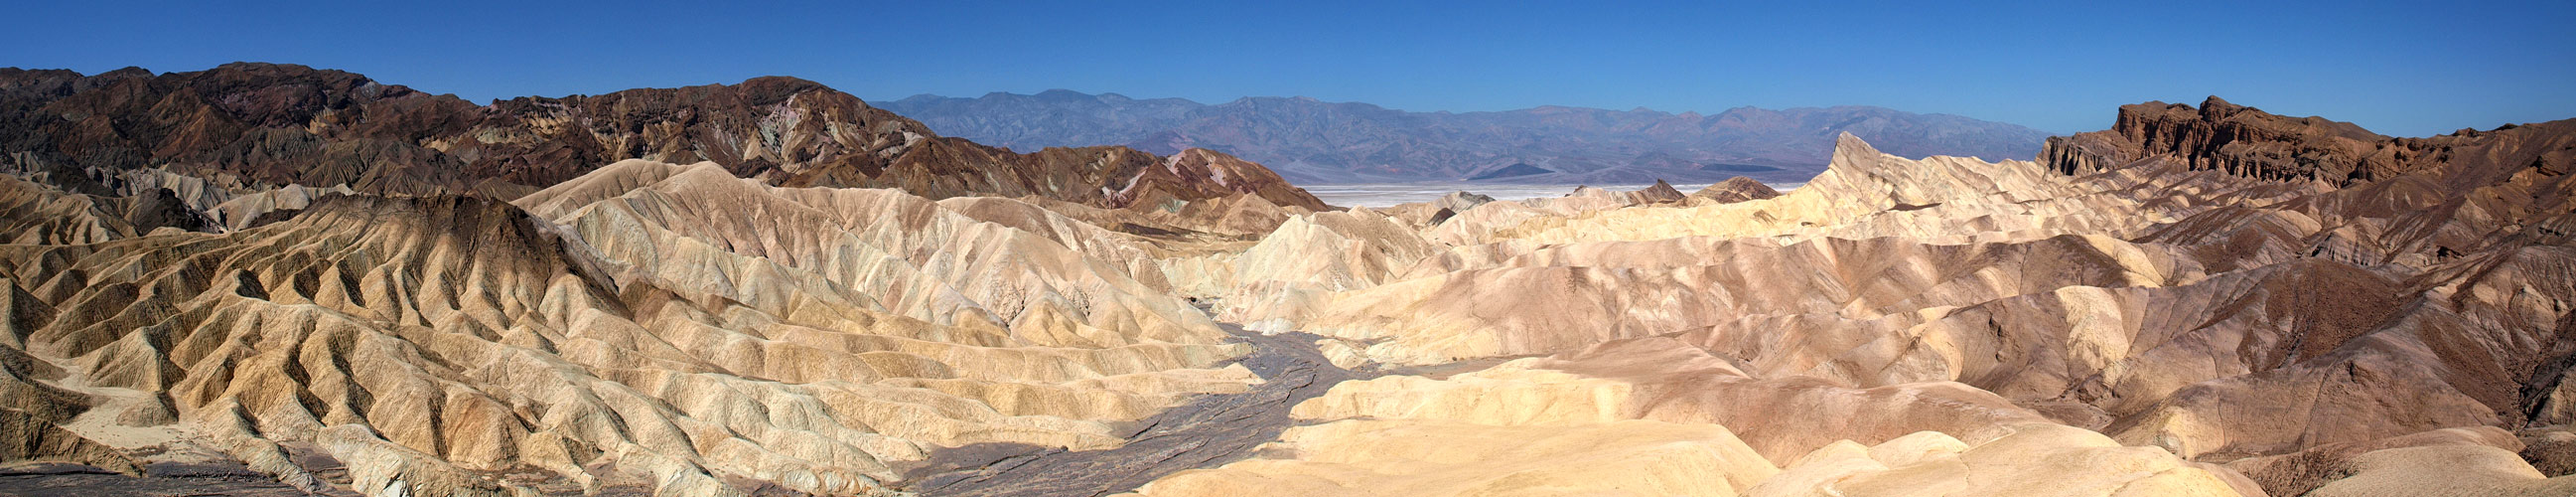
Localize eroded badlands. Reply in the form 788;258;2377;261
2;65;2574;497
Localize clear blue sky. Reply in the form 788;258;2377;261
7;0;2571;135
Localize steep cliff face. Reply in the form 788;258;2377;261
2044;96;2576;187
2043;95;2576;268
0;64;1326;211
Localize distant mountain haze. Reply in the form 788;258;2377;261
881;90;2057;184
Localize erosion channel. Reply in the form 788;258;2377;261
897;326;1354;496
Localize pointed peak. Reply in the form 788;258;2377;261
1834;132;1885;158
1633;179;1687;203
1826;132;1899;174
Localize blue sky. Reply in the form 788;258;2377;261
6;0;2571;135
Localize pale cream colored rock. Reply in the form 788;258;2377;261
207;183;353;231
0;160;1262;496
2303;444;2576;497
1131;335;2248;497
1121;418;1779;497
1262;233;2194;367
1747;423;2246;497
2226;426;2537;496
1296;338;2051;462
8;112;2570;497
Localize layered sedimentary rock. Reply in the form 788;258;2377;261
1172;98;2576;496
9;75;2576;497
0;157;1267;495
1126;339;2253;497
2044;96;2495;185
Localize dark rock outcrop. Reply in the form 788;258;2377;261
1689;176;1782;204
1632;179;1687;204
2048;95;2576;265
2043;96;2573;187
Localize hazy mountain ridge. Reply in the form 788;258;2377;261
881;90;2057;183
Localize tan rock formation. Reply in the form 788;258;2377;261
1124;338;2247;497
1160;98;2576;495
1122;418;1779;497
1690;176;1783;204
1746;424;2249;497
5;83;2572;497
0;161;1261;495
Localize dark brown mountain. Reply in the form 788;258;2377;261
2044;98;2576;468
878;90;2057;184
2050;95;2463;184
1688;176;1782;203
0;63;1325;211
2047;95;2576;261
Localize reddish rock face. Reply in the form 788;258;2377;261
0;63;1326;211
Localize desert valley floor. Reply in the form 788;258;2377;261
1;65;2574;496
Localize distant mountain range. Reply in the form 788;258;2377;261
880;89;2057;184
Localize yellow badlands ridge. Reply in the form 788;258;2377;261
2;159;1257;495
1153;132;2576;496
